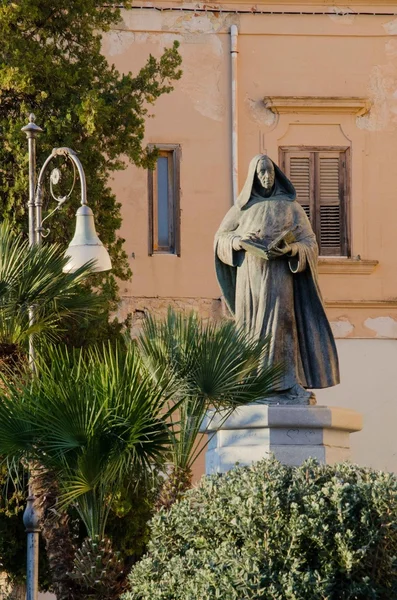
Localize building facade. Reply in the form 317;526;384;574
103;0;397;475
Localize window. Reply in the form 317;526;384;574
148;145;180;255
279;147;350;257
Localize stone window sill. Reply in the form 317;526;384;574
318;258;378;274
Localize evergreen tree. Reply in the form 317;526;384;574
0;0;182;344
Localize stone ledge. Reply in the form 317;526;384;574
208;426;351;449
202;404;363;433
318;258;379;274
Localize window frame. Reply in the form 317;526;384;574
148;144;181;256
279;145;351;257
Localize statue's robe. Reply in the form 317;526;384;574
214;155;339;390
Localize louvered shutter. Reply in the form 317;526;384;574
284;151;314;224
316;152;344;256
281;147;349;257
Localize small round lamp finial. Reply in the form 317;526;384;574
21;113;43;136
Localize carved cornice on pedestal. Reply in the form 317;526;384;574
264;96;371;116
201;405;363;472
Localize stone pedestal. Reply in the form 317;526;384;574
201;404;363;474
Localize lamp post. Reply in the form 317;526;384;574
21;114;112;600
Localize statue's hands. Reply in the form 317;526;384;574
232;236;243;251
267;240;293;260
242;231;262;245
234;232;265;250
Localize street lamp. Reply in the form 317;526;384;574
21;114;112;600
22;114;112;272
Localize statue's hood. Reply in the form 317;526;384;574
236;154;296;209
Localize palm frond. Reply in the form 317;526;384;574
0;220;101;351
138;308;284;473
0;392;35;459
0;340;173;536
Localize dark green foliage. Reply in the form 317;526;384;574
0;464;50;589
0;340;172;592
0;0;182;344
0;464;28;583
0;220;100;361
0;467;156;591
126;458;397;600
0;341;174;538
139;310;284;412
106;480;159;569
65;481;158;599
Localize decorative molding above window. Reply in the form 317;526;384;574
264;96;371;116
318;258;379;275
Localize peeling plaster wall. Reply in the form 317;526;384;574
103;4;397;313
364;316;397;338
316;339;397;473
117;296;224;337
245;96;276;127
120;296;397;344
330;319;355;338
178;35;226;122
102;4;397;473
103;10;234;123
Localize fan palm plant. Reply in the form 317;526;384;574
0;341;175;599
0;342;175;533
0;220;100;368
138;308;284;509
0;220;105;598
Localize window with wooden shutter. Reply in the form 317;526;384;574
148;145;181;255
279;146;350;257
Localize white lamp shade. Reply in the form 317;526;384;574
63;205;112;273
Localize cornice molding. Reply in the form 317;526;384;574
318;258;379;274
210;1;397;8
264;96;371;116
325;300;397;309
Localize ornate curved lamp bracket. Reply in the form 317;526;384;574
35;147;87;240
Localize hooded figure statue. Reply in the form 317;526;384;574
214;154;340;404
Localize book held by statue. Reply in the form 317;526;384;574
240;229;296;259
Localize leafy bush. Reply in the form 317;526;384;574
126;458;397;600
0;464;51;589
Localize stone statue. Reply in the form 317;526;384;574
214;155;340;404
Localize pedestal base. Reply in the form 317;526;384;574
201;404;363;474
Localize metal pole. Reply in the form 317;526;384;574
22;114;43;247
230;25;239;204
22;115;43;367
23;495;40;600
21;114;43;600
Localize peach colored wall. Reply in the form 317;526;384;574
104;3;397;334
102;2;397;474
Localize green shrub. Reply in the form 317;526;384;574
125;458;397;600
